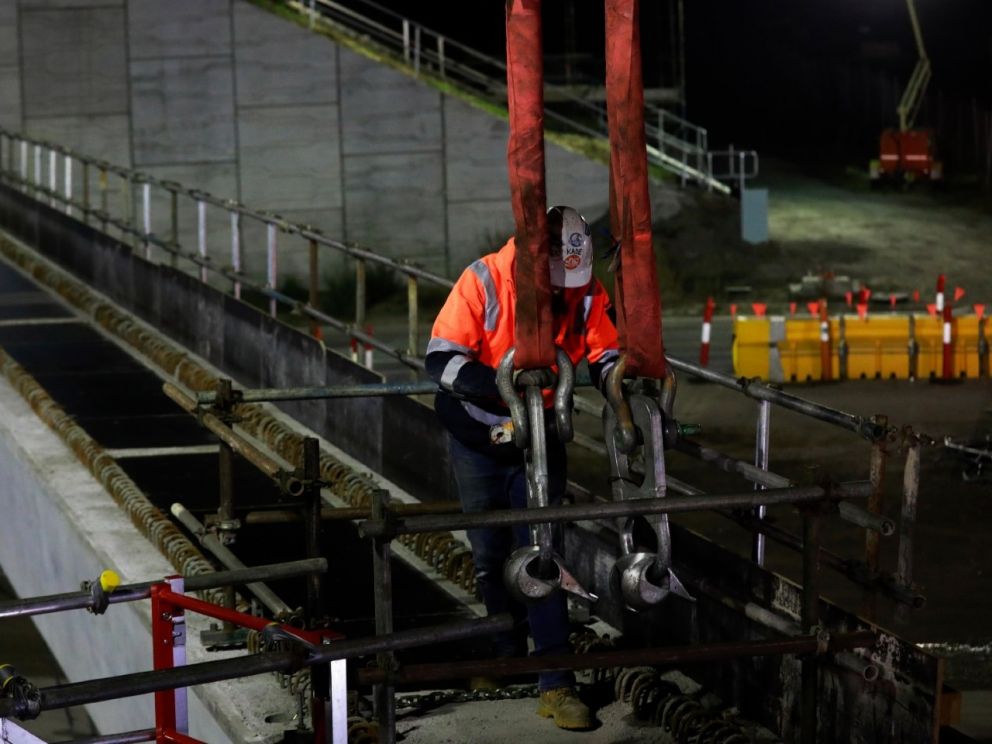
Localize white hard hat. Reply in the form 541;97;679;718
547;205;593;288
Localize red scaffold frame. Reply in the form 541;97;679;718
149;577;345;744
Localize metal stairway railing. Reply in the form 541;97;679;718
285;0;753;194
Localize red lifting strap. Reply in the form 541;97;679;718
505;0;554;369
605;0;666;379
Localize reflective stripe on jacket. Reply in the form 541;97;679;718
432;238;617;371
427;238;619;451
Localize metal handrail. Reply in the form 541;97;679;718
0;127;448;373
289;0;744;190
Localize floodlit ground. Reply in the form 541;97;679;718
765;164;992;307
649;161;992;314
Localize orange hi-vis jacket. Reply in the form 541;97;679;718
427;238;619;452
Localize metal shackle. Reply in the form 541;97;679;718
605;354;637;453
604;393;694;611
552;347;575;443
503;544;562;603
495;347;529;448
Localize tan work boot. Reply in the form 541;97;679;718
536;687;593;730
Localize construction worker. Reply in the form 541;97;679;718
426;206;619;731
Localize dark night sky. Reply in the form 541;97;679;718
382;1;992;162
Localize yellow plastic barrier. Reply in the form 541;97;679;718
840;314;910;380
779;318;821;382
913;314;943;378
732;316;770;380
731;313;989;381
955;315;984;378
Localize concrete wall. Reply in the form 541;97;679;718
0;0;641;283
0;339;288;743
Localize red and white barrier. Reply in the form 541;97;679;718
699;296;716;367
818;299;832;381
942;303;954;380
364;324;374;370
936;273;945;313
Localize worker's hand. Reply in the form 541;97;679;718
513;368;557;389
489;420;514;445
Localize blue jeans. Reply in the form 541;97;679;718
449;436;575;691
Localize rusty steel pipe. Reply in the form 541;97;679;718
839;500;895;537
359;482;872;538
0;559;326;621
357;631;877;686
163;382;303;496
195;381;441;405
666;357;886;441
676;438;793;490
244;500;463;525
0;615;513;720
862;420;888;620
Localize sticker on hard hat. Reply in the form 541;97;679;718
568;232;584;247
564;255;581;269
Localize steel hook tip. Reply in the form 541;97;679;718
612;552;667;610
612;552;693;611
503;545;562;603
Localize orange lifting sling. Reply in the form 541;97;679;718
605;0;665;379
504;0;664;377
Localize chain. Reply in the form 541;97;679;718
395;683;540;711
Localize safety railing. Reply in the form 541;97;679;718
0;560;509;744
0;127;450;372
288;0;743;192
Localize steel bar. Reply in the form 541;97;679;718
53;729;156;744
665;356;886;440
163;382;301;494
863;421;888;620
359;482;872;538
371;490;396;743
0;615;513;719
838;500;895;536
943;437;990;458
0;559;326;621
357;631;877;685
218;435;237;632
243;500;463;525
171;503;292;617
303;438;323;622
896;437;922;623
308;238;320;338
800;507;825;744
752;399;771;565
407;274;418;357
675;438;792;490
195;381;440;405
266;222;278;318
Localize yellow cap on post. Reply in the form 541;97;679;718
98;570;121;593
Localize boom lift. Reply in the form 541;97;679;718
870;0;942;184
